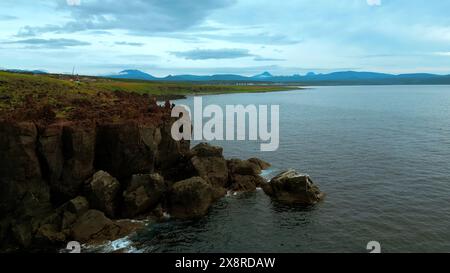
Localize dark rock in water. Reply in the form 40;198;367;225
190;143;223;157
227;159;267;192
262;170;325;205
71;210;142;244
85;171;121;218
230;174;266;192
190;143;229;188
122;173;166;218
227;159;261;176
248;158;271;170
168;177;220;219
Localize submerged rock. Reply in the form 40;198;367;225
262;170;324;205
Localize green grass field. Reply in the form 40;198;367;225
0;71;300;122
0;71;297;112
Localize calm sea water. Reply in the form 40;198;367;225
95;85;450;253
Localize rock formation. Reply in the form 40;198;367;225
122;173;166;218
262;170;325;205
0;98;323;252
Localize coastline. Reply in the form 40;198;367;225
0;72;322;252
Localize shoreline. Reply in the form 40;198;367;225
0;74;323;252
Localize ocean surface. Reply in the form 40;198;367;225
93;85;450;253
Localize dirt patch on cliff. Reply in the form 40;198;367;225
0;89;173;126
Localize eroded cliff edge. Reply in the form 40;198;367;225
0;91;323;252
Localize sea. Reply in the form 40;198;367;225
88;85;450;253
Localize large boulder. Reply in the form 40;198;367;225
71;210;143;244
262;170;324;205
229;174;266;192
227;159;261;176
63;196;89;216
122;173;166;218
227;159;267;192
168;177;221;219
248;158;271;171
190;143;229;188
85;171;121;218
190;143;223;157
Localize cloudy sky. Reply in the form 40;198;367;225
0;0;449;76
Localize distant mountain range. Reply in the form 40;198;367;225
3;69;48;75
107;70;450;85
4;68;450;85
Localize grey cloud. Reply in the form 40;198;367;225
118;54;160;62
0;15;17;21
19;0;236;36
254;57;286;62
170;48;254;60
115;41;145;46
200;32;302;45
4;38;90;49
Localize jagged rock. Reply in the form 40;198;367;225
230;174;266;192
248;158;271;170
122;173;166;218
37;124;64;189
61;211;78;231
0;122;53;249
35;224;66;246
86;171;121;218
71;210;143;244
227;159;261;175
64;196;89;216
0;122;42;180
59;123;96;202
11;223;33;248
36;122;96;203
157;120;190;177
168;177;219;219
71;210;118;243
262;170;325;205
227;159;268;192
191;156;229;188
190;143;223;157
95;121;161;180
190;143;229;188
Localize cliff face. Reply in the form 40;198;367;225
0;115;190;250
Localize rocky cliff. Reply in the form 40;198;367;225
0;91;323;252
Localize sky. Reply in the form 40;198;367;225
0;0;449;76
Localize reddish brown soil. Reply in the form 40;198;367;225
0;90;174;126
